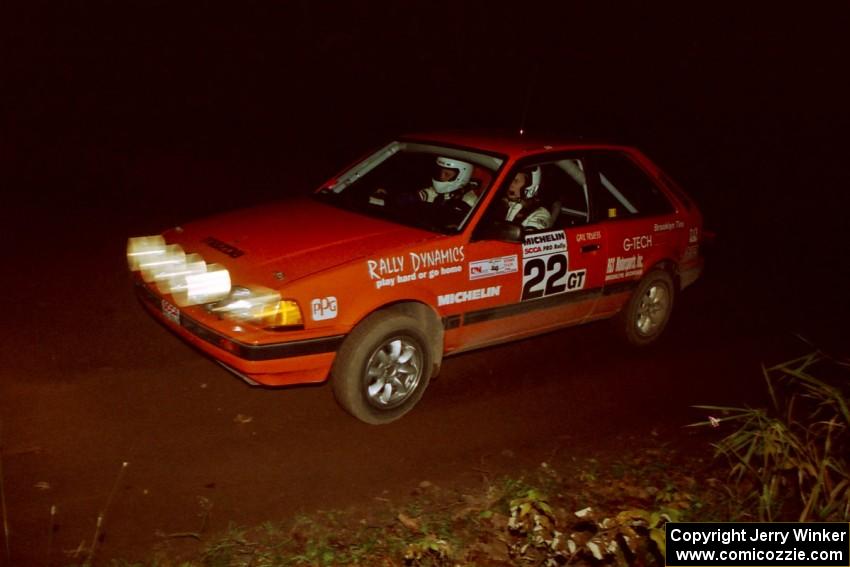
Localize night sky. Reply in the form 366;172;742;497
4;2;850;332
2;5;850;562
7;5;849;164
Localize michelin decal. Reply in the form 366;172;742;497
523;230;567;257
437;285;501;306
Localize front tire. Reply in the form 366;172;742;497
616;269;675;346
331;311;432;424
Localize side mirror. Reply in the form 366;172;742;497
476;221;522;243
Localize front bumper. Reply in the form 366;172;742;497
135;282;343;386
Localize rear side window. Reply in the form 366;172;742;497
658;170;692;210
592;153;674;221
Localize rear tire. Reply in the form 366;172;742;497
616;269;675;346
331;311;432;424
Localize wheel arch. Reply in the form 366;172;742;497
648;258;681;291
614;262;676;347
358;300;444;377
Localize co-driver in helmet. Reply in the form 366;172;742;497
494;167;552;230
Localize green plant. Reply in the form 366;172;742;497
403;535;453;566
506;488;670;566
692;351;850;521
497;475;535;502
95;448;732;566
507;488;565;563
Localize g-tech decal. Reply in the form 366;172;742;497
605;254;644;281
366;246;465;289
469;255;518;280
623;235;652;252
437;285;501;306
310;296;338;321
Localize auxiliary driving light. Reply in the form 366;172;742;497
140;244;186;283
154;253;208;295
172;263;231;307
127;235;167;271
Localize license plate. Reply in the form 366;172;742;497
161;299;180;324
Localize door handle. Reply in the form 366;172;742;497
581;244;600;253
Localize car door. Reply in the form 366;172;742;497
584;149;682;316
451;155;608;350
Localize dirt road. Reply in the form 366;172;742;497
0;153;836;566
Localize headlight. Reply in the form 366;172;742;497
209;286;303;328
257;299;303;329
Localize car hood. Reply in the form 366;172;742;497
163;198;440;285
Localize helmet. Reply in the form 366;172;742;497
523;166;541;199
432;156;473;194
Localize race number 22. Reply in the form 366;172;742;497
522;254;587;301
522;253;567;300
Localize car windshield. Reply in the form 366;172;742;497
314;141;504;234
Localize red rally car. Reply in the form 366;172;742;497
128;132;705;424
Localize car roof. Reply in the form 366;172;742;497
401;129;632;158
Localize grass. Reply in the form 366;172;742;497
59;348;849;566
123;443;728;567
691;349;850;522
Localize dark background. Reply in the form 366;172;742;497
5;1;848;341
2;4;849;563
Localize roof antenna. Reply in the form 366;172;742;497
518;62;540;136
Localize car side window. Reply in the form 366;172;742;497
318;145;501;234
591;152;674;221
544;158;590;229
477;157;590;237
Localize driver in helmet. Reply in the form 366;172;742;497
496;167;551;230
419;156;479;209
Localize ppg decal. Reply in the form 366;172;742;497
311;296;338;321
